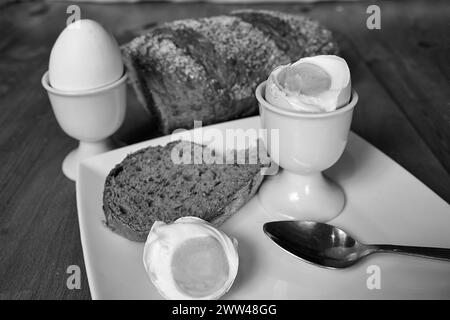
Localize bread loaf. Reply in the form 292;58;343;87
122;10;339;134
103;141;265;242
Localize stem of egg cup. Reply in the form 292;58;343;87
255;81;358;221
42;71;127;181
62;139;116;181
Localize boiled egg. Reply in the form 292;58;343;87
49;19;123;92
265;55;351;113
143;217;239;300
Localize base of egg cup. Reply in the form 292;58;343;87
258;171;345;221
42;71;127;181
256;81;357;221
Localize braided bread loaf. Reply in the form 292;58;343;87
122;10;338;134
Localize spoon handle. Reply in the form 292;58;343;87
372;244;450;261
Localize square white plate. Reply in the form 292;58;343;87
76;116;450;299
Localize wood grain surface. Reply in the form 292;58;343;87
0;0;449;300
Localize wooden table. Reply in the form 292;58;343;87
0;0;449;300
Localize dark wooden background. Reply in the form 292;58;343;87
0;0;449;300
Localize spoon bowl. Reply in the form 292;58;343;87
263;220;450;269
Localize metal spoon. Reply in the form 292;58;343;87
263;220;450;269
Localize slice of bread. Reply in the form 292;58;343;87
103;141;265;242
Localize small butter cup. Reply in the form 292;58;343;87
256;81;358;221
42;71;127;181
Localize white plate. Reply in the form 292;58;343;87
76;116;450;299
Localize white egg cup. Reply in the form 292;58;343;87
42;71;127;181
256;81;358;222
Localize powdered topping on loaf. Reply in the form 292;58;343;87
231;9;338;58
132;34;206;83
186;16;286;68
